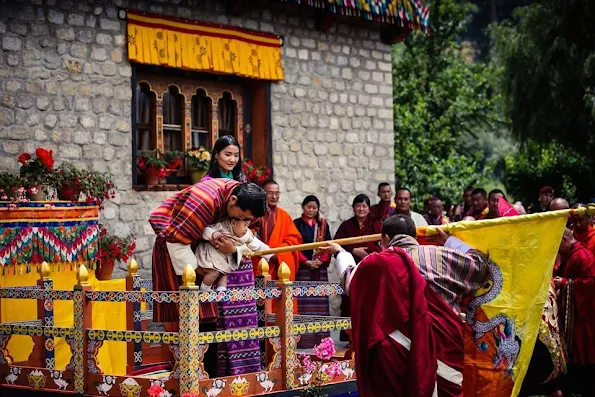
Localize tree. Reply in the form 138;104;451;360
490;0;595;200
393;0;502;207
504;140;592;205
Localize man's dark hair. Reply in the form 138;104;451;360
488;189;506;199
464;185;474;193
352;194;371;207
377;182;391;191
382;215;416;239
472;188;487;198
232;183;267;218
261;180;278;189
396;187;411;196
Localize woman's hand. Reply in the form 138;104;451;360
352;247;369;259
303;260;315;269
310;259;322;269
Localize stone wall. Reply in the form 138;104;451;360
0;0;394;297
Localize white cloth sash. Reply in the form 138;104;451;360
388;329;463;397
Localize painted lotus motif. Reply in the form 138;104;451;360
27;369;46;388
230;376;249;396
119;377;142;397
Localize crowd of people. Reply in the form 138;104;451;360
148;134;595;396
330;184;595;397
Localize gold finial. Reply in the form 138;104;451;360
257;258;269;277
278;261;291;282
40;261;51;279
76;264;89;285
181;264;196;288
586;203;595;216
128;258;138;276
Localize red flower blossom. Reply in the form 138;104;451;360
35;148;54;169
17;152;31;165
147;384;165;397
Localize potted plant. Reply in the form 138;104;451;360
18;148;55;201
298;338;347;396
52;163;83;201
242;159;271;185
164;151;185;176
0;173;29;202
137;149;169;185
78;169;116;209
96;225;136;280
186;147;211;183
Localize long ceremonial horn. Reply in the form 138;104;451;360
249;234;381;257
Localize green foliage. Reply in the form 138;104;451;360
504;140;592;205
490;0;595;200
393;0;502;207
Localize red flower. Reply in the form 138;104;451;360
18;152;31;164
147;383;165;397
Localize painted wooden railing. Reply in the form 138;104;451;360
0;258;354;396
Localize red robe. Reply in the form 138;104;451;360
370;201;395;222
334;216;382;336
574;225;595;257
557;242;595;364
334;216;382;255
467;205;489;220
350;247;463;397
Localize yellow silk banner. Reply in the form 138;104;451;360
0;271;135;375
423;214;566;397
127;10;284;81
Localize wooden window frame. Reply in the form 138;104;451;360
131;64;272;191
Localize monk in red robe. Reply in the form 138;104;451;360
257;180;302;280
467;188;489;220
555;228;595;396
325;221;465;397
369;182;395;221
570;203;595;256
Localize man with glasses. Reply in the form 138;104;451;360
256;180;302;281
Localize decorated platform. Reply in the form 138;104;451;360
0;201;100;273
0;257;356;397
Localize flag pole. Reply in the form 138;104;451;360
249;234;381;257
248;205;595;257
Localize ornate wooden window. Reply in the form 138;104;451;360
132;71;246;189
135;83;155;152
218;92;238;138
191;89;212;149
161;86;184;152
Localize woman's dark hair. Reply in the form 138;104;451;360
231;183;267;218
207;135;243;181
302;195;322;224
352;194;371;208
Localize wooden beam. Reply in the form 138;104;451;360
380;25;412;45
314;9;334;32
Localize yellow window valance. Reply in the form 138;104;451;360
126;10;284;81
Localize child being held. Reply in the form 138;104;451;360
195;218;272;292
